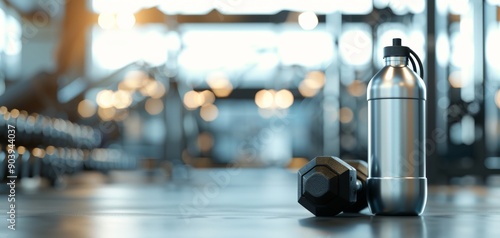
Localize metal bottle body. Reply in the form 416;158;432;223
366;57;427;215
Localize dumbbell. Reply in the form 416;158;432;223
298;156;368;216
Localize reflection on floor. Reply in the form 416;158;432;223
1;169;500;238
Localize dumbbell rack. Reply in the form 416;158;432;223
0;107;137;186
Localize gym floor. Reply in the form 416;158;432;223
1;168;500;238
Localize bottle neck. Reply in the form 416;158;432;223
384;56;408;66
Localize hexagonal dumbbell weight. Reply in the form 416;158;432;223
298;156;368;216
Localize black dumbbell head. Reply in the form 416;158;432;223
343;160;368;213
298;156;357;216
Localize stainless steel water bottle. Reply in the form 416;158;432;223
366;38;427;215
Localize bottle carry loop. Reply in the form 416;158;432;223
408;48;424;79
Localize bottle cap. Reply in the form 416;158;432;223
383;38;409;58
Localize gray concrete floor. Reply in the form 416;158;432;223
1;168;500;238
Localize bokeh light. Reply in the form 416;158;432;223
32;148;46;158
98;107;116;121
10;109;19;118
112;90;133;109
200;104;219;121
339;107;354;124
46;146;55;156
145;98;164;115
200;90;216;106
275;89;294;109
347;80;366;97
122;70;149;90
298;71;325;98
197;132;214;153
141;80;167;99
303;71;326;89
495;90;500;109
298;11;318;30
18;146;26;155
207;72;233;97
255;89;294;109
255;90;275;109
98;13;115;29
78;99;97;118
183;90;204;110
448;71;462;88
96;90;114;109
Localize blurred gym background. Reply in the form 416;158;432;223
0;0;499;186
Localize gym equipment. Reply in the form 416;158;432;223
0;108;134;185
297;156;368;216
342;160;368;213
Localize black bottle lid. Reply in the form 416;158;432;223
383;38;409;58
